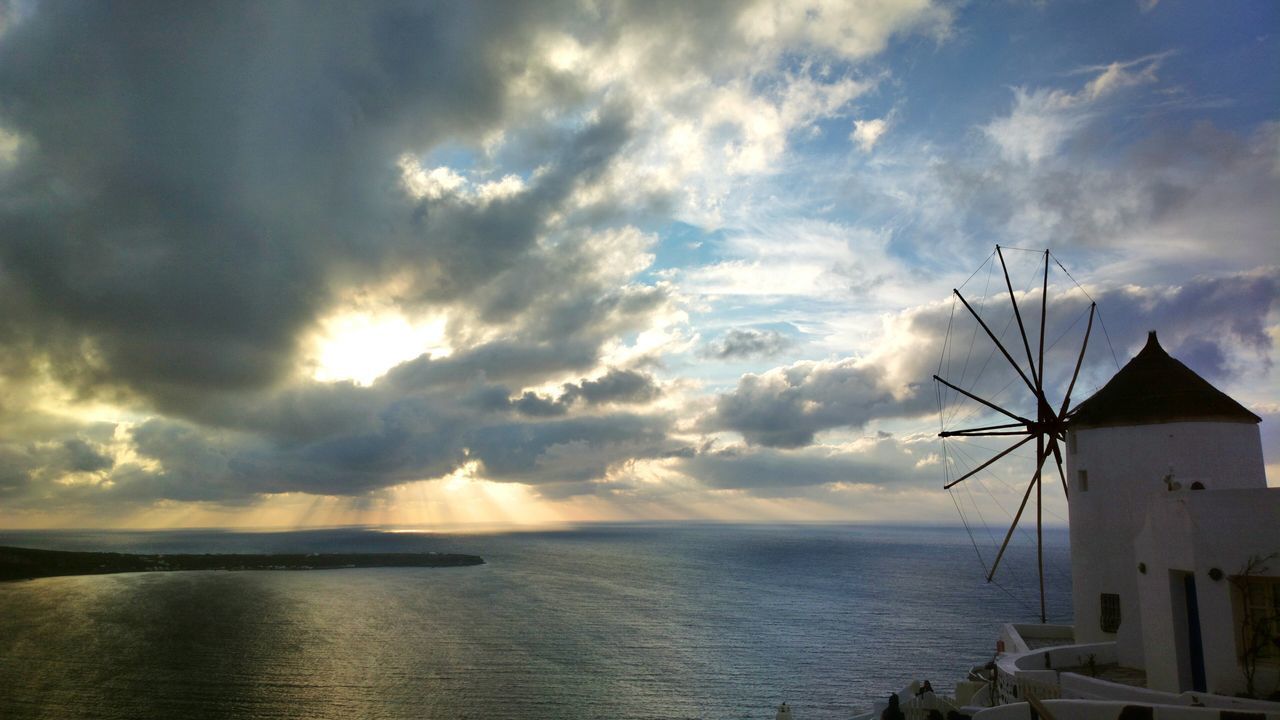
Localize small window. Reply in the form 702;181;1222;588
1100;593;1121;633
1077;470;1089;492
1068;432;1078;454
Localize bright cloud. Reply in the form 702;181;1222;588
984;54;1165;163
852;117;888;151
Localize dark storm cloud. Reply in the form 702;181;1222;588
702;328;794;360
510;368;662;416
0;0;621;412
99;402;676;502
562;368;661;405
709;360;932;447
0;431;114;499
0;362;673;507
0;1;694;509
62;438;113;473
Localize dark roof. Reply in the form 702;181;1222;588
1069;331;1261;429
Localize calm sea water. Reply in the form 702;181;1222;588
0;524;1071;720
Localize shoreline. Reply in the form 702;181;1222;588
0;545;484;581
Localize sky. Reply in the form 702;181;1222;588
0;0;1276;531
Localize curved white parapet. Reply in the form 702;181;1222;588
973;699;1280;720
1060;674;1280;713
987;635;1279;713
995;640;1117;703
1000;624;1076;655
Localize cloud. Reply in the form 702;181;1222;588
983;54;1165;163
709;268;1280;448
736;0;952;60
0;2;589;404
0;429;116;501
879;117;1279;280
852;117;889;152
1;265;1274;515
513;368;663;416
703;328;795;360
562;368;662;405
0;2;1274;524
708;358;930;447
1079;56;1163;101
0;0;936;429
678;434;937;493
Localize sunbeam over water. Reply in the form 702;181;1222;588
0;524;1070;720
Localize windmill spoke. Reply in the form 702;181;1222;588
943;433;1036;489
986;441;1048;581
1037;250;1051;422
1050;440;1068;499
937;246;1091;624
997;245;1041;390
1036;433;1045;624
939;421;1027;436
953;289;1039;397
933;375;1031;425
940;429;1032;437
1059;303;1095;416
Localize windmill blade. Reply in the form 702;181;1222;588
986;444;1047;582
1038;250;1049;404
937;247;1096;624
1029;251;1049;417
1050;440;1068;499
953;289;1039;397
1036;433;1046;624
997;245;1042;390
1059;303;1095;417
933;375;1031;425
942;417;1029;435
941;429;1032;437
943;433;1036;489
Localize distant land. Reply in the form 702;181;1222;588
0;545;485;581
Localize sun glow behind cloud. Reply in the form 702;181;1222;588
309;311;450;386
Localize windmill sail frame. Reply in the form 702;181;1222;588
934;246;1098;624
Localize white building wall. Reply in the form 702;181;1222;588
1134;488;1280;697
1066;421;1266;668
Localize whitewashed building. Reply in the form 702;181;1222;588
1065;331;1278;699
849;331;1279;720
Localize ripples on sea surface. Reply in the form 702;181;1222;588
0;524;1070;720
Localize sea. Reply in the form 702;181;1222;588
0;523;1071;720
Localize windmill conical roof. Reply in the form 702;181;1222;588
1069;331;1261;429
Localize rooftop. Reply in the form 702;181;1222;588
1069;331;1261;429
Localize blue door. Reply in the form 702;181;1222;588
1184;574;1206;692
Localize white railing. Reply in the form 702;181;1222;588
1015;672;1062;702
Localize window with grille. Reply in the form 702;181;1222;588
1100;593;1121;633
1239;577;1280;662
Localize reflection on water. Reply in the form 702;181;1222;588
0;524;1071;719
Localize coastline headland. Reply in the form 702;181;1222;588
0;545;485;581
